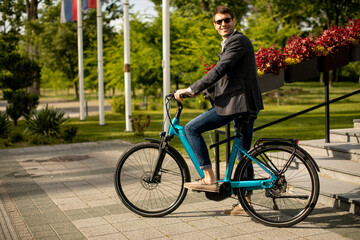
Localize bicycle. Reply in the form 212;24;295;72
114;93;320;227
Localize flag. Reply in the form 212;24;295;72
83;0;105;12
60;0;78;23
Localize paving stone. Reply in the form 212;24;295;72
87;232;127;240
252;229;300;240
170;231;214;240
29;225;57;238
122;227;164;240
187;217;228;230
83;206;111;217
1;139;360;240
155;222;197;236
102;204;128;215
73;217;109;228
58;232;86;240
103;213;140;223
113;219;152;232
51;222;82;236
202;225;248;239
79;224;119;238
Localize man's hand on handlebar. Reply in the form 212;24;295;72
174;89;193;102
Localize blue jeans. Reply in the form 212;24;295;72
234;120;255;196
184;107;234;169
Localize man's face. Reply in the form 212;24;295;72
213;13;235;39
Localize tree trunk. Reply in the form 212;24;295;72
73;81;79;100
319;72;323;84
25;0;40;95
201;0;209;12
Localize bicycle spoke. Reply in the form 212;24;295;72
115;143;189;216
236;144;319;227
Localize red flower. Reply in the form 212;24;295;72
200;56;216;74
255;47;286;75
346;18;360;45
284;35;318;61
315;25;352;53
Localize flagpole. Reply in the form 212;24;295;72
123;0;133;132
77;0;85;121
162;0;170;132
97;0;105;125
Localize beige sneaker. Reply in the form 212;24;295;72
184;179;219;192
223;203;247;215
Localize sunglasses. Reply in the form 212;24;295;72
214;18;231;25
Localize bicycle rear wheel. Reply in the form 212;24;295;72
114;142;190;217
234;143;319;227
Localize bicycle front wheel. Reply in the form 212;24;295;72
234;143;319;227
114;142;190;217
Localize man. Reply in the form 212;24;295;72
174;6;263;194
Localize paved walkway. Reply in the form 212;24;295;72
0;140;360;240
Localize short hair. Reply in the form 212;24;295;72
213;6;234;20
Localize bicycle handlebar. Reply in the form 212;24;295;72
166;93;190;100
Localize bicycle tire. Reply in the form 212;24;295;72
114;142;190;217
234;142;319;227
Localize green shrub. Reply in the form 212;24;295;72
0;139;11;147
0;112;11;139
9;132;24;143
182;98;193;109
25;106;67;137
111;96;125;114
133;103;140;110
60;125;78;142
149;103;157;110
195;95;209;110
3;90;39;125
28;135;53;145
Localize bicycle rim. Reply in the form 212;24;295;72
235;144;319;227
114;143;189;217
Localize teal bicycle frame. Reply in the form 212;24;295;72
168;116;278;193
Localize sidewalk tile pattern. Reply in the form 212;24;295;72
0;140;359;240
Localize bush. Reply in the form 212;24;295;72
3;90;39;125
133;103;140;110
0;112;11;139
149;103;157;110
111;96;125;114
25;105;67;137
9;132;24;143
60;125;78;142
28;135;53;145
195;95;209;110
0;139;11;147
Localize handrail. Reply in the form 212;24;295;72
213;88;360;179
253;88;360;132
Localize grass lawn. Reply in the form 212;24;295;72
2;82;360;158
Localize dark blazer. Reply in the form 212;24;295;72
190;31;263;116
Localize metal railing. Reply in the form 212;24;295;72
213;88;360;179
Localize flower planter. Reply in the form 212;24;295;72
318;47;350;72
257;70;284;93
350;44;360;62
284;58;319;83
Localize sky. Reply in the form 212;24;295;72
130;0;157;17
110;0;157;30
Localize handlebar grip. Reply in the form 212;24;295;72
180;94;190;99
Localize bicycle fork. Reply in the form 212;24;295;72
149;134;170;183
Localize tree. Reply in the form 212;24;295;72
24;0;52;95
